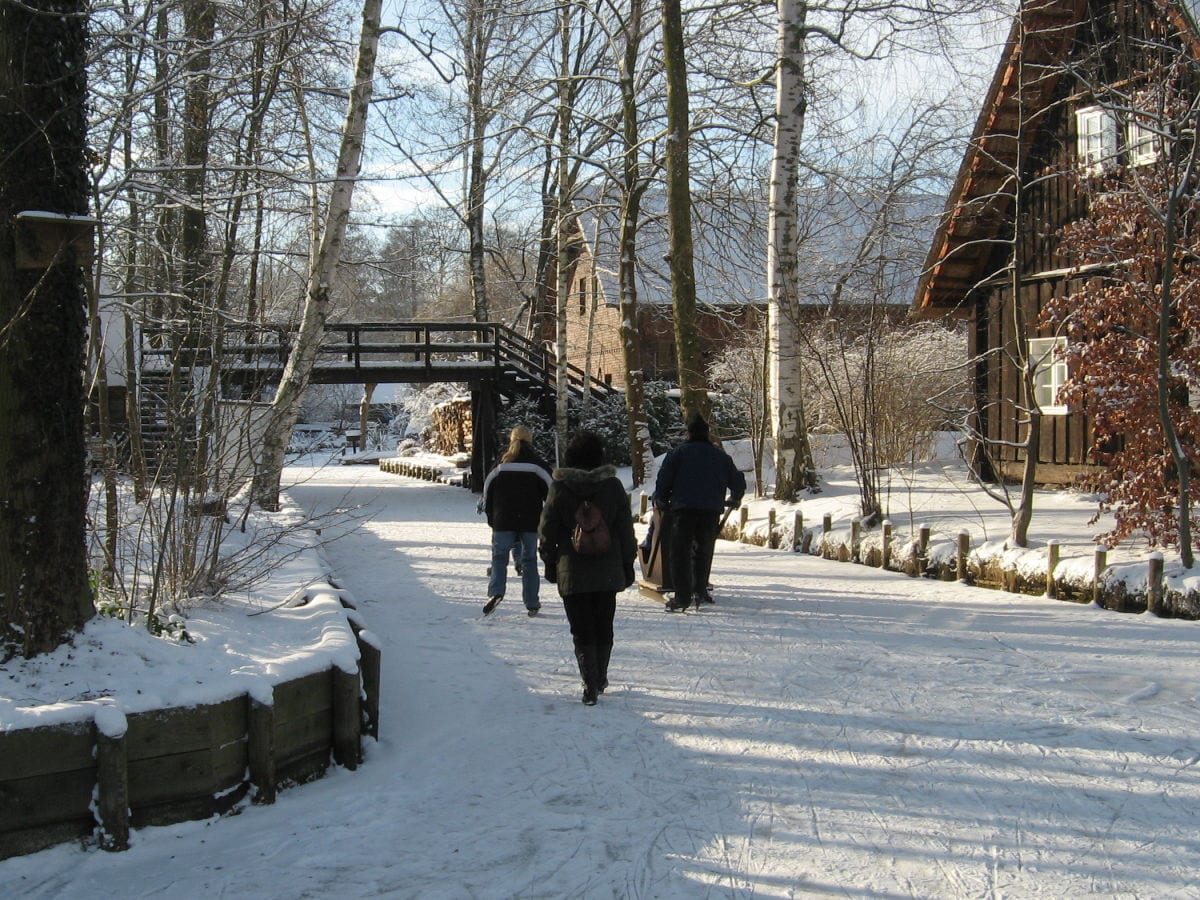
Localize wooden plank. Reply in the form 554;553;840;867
276;747;330;787
125;697;245;761
274;707;332;766
0;768;94;830
127;739;246;808
0;720;93;779
273;671;331;724
131;794;218;828
0;818;93;861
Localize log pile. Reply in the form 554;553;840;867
427;397;471;455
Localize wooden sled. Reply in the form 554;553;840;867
637;505;734;605
638;507;673;604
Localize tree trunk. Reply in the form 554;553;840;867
768;0;816;501
1158;152;1194;568
250;0;383;510
465;1;491;324
616;0;651;487
1008;12;1036;549
554;0;573;455
360;383;376;448
662;0;710;427
0;0;94;658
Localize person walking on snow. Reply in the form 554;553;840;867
654;412;746;612
538;430;637;705
481;425;553;616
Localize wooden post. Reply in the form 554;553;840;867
881;520;892;570
822;512;832;535
918;524;930;575
792;510;804;552
358;633;382;739
247;693;277;805
640;492;649;516
1046;540;1060;599
1093;546;1108;605
95;725;129;851
739;506;749;542
956;530;969;581
1147;552;1164;616
850;519;860;562
331;665;362;770
767;508;778;549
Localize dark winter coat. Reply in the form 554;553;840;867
482;446;552;532
655;438;747;512
538;464;637;597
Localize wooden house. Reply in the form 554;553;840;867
556;198;765;391
913;0;1200;484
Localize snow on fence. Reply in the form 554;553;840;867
636;493;1200;621
0;595;381;861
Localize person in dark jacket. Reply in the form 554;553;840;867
481;425;553;616
538;430;637;705
654;412;746;612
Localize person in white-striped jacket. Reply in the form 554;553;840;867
479;425;553;616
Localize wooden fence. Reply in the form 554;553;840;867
636;493;1200;620
0;597;381;860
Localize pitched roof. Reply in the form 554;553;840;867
579;187;935;311
913;0;1200;316
912;0;1089;315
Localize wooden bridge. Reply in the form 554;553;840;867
139;321;618;488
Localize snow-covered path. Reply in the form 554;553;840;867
5;462;1200;898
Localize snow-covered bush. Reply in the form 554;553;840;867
497;396;556;464
576;394;632;466
402;382;466;443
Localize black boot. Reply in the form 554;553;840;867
576;650;598;705
596;643;612;694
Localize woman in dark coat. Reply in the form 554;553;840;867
538;430;637;705
481;425;553;615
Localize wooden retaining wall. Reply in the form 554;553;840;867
0;602;381;861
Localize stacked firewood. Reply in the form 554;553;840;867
427;397;472;455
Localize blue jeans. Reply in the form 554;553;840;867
488;531;540;609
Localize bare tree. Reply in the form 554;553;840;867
767;0;996;502
251;0;384;510
662;0;711;426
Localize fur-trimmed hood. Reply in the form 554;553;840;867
552;464;618;489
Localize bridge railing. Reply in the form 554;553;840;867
494;326;615;399
141;321;616;399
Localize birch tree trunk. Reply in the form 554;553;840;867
554;0;572;455
616;0;652;486
249;0;382;510
662;0;710;427
768;0;816;500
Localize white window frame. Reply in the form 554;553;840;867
1076;106;1118;173
1029;336;1069;415
1127;116;1161;167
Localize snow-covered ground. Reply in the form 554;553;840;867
3;453;1200;898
